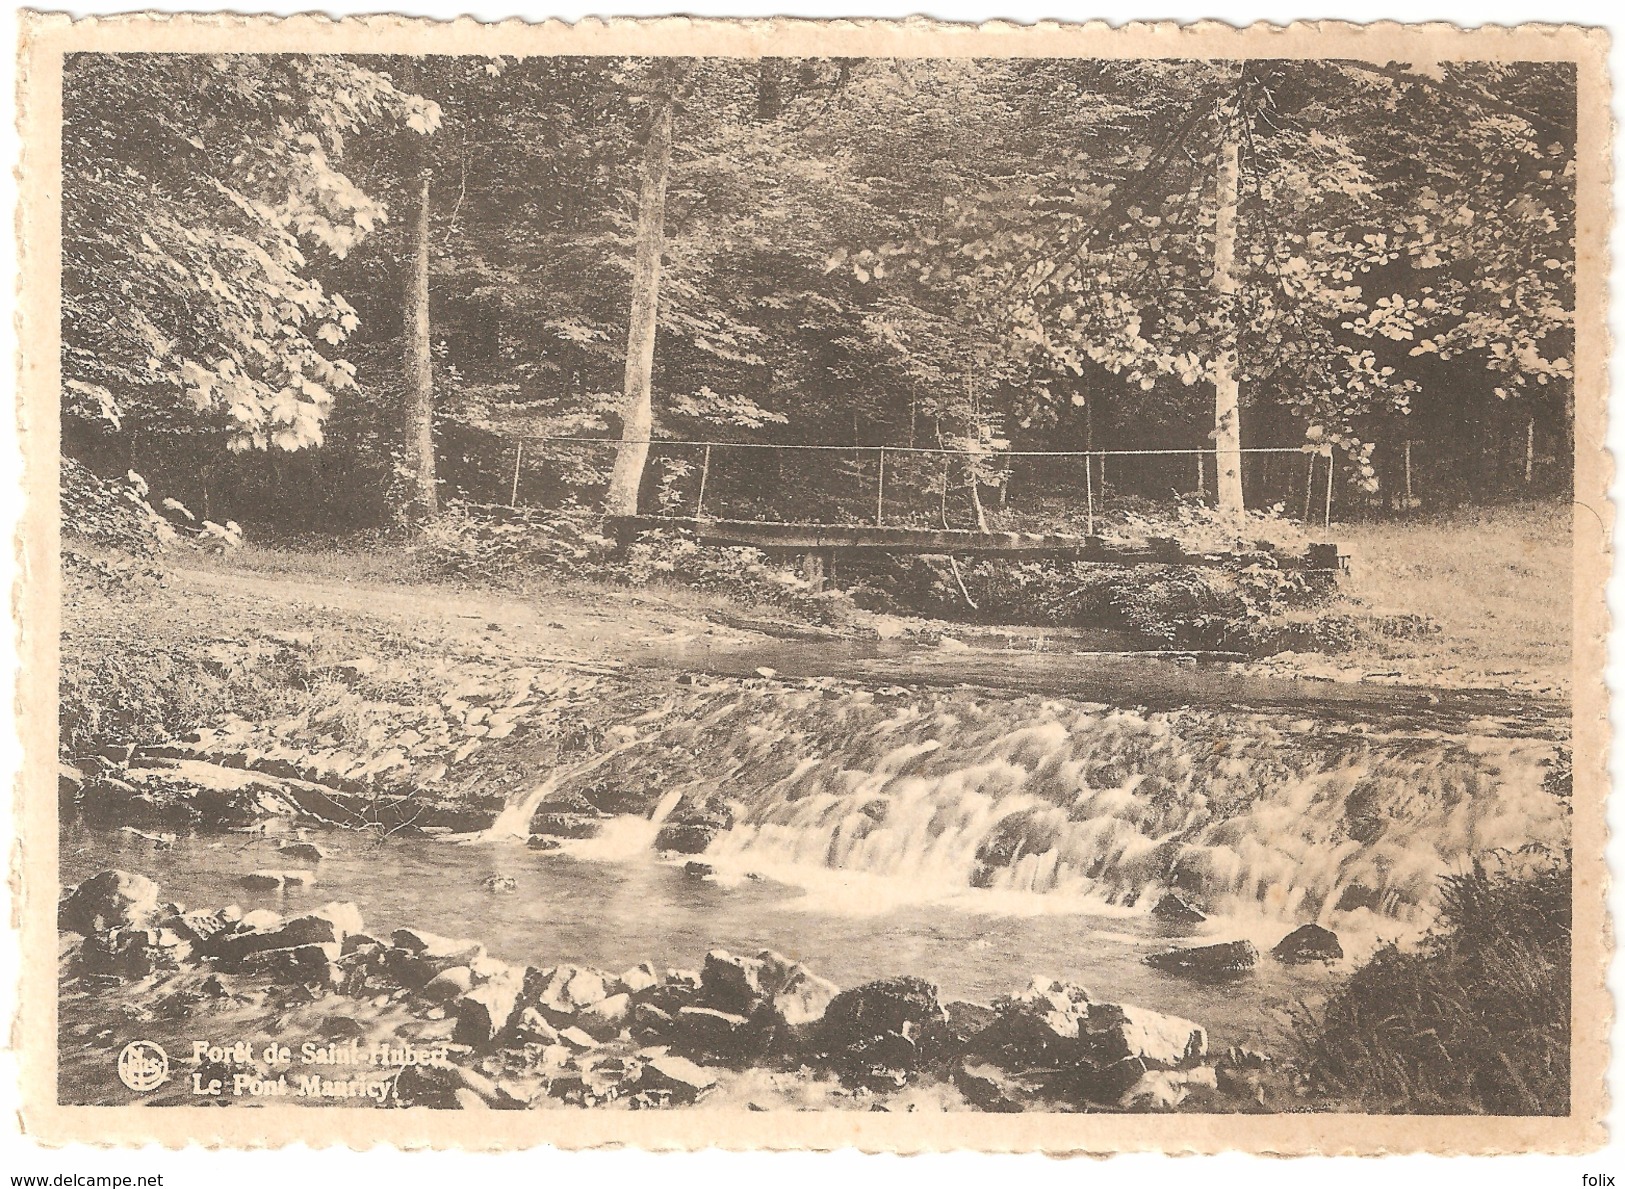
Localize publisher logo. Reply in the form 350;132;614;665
117;1040;169;1093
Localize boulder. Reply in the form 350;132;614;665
389;928;487;980
163;905;241;946
240;942;342;988
577;993;631;1040
421;966;476;1003
241;869;316;891
699;949;769;1015
617;962;662;997
304;901;364;940
639;1054;718;1105
1271;923;1343;964
774;967;840;1028
973;978;1092;1069
817;976;946;1086
682;861;714;878
653;823;719;854
631;1002;675;1040
527;813;604;840
527;965;611;1021
843;1030;923;1091
941;1000;999;1051
1144;939;1258;977
1043;1056;1149;1107
238;908;284;932
1151;893;1207;925
822;975;945;1042
80;925;192;977
340;931;382;956
558;1026;599;1052
653;799;734;855
674;1006;759;1064
277;841;328;864
1083;1002;1207;1069
453;965;526;1046
514;1007;560;1045
58;870;160;934
470;953;512;981
203;901;363;966
951;1060;1037;1112
525;836;563;852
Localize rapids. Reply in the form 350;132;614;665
500;681;1568;931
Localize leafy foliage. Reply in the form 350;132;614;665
61;53;1575;530
62;54;435;455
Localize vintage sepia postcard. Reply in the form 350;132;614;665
11;12;1612;1155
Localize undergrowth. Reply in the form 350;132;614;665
412;499;842;622
1295;849;1572;1115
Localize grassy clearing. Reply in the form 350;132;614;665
1327;501;1571;690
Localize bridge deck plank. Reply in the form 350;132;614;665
607;516;1343;571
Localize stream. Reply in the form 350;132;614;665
59;637;1571;1069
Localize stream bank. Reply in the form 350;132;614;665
60;867;1322;1112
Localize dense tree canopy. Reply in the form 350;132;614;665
61;52;1576;529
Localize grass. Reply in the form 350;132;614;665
1296;852;1571;1114
1328;501;1572;690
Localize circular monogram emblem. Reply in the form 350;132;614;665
116;1040;169;1093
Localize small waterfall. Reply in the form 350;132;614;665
473;680;1567;927
567;789;684;861
484;742;644;840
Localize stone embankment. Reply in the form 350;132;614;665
60;869;1326;1112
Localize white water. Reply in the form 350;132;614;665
567;789;684;861
484;683;1568;931
484;742;646;839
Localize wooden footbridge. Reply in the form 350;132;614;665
525;436;1347;579
607;514;1346;577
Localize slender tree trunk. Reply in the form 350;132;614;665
1211;129;1245;516
605;85;675;517
968;466;989;532
402;145;437;518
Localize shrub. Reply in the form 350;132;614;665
413;501;839;620
1296;851;1571;1114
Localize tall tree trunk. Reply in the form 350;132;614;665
605;85;675;517
402;145;437;518
1211;129;1245;515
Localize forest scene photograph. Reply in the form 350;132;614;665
53;46;1578;1119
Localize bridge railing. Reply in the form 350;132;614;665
496;437;1336;530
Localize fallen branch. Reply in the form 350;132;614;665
947;555;979;610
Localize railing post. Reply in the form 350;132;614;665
695;443;712;519
1084;450;1095;535
510;441;524;507
876;446;886;526
1324;452;1335;528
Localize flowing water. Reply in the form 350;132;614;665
61;653;1568;1056
63;821;1331;1052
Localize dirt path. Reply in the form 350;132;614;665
167;558;767;668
